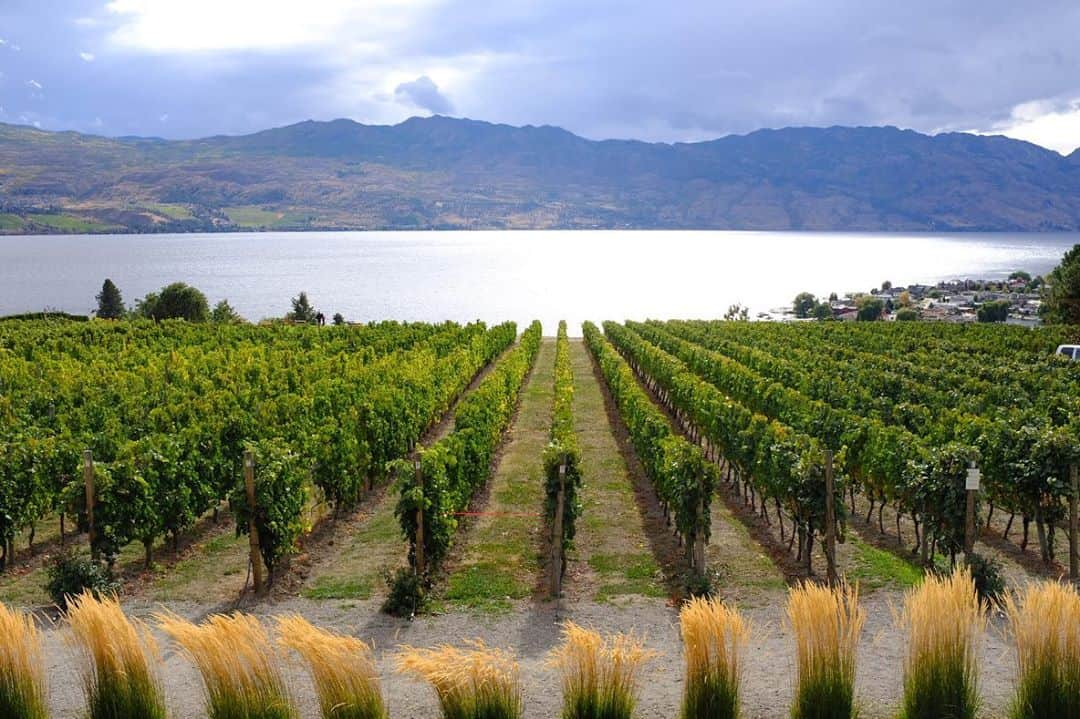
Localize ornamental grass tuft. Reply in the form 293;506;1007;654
0;602;48;719
276;614;387;719
787;580;864;719
1005;580;1080;719
66;591;167;719
157;611;297;719
898;566;984;719
548;621;655;719
395;640;522;719
679;595;749;719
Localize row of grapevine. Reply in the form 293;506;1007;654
0;320;516;578
582;322;714;575
396;321;543;577
601;321;843;576
543;321;581;590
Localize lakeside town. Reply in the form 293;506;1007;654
767;270;1046;325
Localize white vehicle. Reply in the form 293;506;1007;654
1055;344;1080;360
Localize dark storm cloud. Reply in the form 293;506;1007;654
1;0;1079;150
394;75;454;114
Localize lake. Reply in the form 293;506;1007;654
0;230;1075;334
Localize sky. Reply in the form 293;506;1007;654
1;0;1080;153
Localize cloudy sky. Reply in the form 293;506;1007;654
2;0;1080;152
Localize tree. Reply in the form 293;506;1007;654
881;280;893;291
211;299;242;323
895;308;919;321
1040;244;1080;324
95;279;125;319
812;303;833;320
723;303;749;321
977;300;1010;323
136;283;209;322
1009;270;1031;283
287;292;318;323
793;292;817;319
828;292;838;302
332;312;345;326
856;295;884;322
898;290;912;307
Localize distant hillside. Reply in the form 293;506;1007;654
1;116;1079;233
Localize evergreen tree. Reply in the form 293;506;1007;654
1041;243;1080;324
287;292;318;323
211;299;242;323
95;279;125;319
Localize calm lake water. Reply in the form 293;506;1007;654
0;230;1076;334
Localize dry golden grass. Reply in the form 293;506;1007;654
65;592;166;719
157;611;297;719
276;614;386;719
679;596;749;719
0;602;48;719
547;621;655;719
395;640;522;719
1004;580;1080;719
786;580;864;719
898;566;985;719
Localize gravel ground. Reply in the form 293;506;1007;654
34;590;1017;719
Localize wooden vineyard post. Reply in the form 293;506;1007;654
824;449;838;587
692;476;707;577
549;463;566;598
244;450;262;593
964;462;980;557
83;450;96;558
414;460;425;577
1070;464;1078;584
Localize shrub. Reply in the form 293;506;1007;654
45;551;118;610
277;614;386;719
157;611;297;719
0;602;48;719
396;641;522;719
1005;581;1080;719
787;581;864;719
548;622;654;719
680;596;749;719
66;592;166;719
965;553;1005;608
382;567;426;617
899;567;985;719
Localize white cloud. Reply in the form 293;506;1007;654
80;51;95;62
26;79;43;89
159;113;168;122
984;97;1080;154
105;0;432;53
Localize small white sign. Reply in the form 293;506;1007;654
966;466;981;491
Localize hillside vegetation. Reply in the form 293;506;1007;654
2;117;1080;233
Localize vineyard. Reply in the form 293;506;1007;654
1;317;1080;718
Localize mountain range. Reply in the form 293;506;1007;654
1;116;1079;233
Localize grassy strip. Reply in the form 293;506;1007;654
568;339;666;600
443;338;555;610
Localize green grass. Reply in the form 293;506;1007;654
0;213;26;231
27;213;113;232
150;203;194;220
846;534;923;590
302;576;374;600
445;563;529;611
